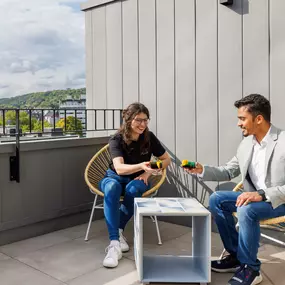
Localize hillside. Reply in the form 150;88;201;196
0;88;86;109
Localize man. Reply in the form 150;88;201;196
187;94;285;285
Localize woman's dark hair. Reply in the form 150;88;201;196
118;102;150;150
234;94;271;122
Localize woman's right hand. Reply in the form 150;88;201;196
140;162;157;173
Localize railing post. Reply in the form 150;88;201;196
10;109;20;183
120;110;123;125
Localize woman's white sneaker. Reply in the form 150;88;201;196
103;241;122;268
119;229;129;252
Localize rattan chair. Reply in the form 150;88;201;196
84;144;167;244
220;181;285;259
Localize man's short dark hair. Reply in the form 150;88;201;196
234;94;271;122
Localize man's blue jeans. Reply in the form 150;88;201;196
99;169;149;241
209;191;285;271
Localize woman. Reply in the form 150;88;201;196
99;102;171;268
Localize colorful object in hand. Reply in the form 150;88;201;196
181;160;196;169
150;159;163;169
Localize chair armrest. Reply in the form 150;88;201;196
233;181;243;192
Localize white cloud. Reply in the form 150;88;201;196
0;0;86;98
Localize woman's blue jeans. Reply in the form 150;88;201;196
99;169;149;241
209;191;285;271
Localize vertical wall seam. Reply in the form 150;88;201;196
194;0;197;162
91;10;95;131
121;1;124;108
105;7;108;109
137;0;140;102
155;0;158;135
216;0;220;172
173;0;177;181
268;0;271;101
90;11;94;109
241;0;244;98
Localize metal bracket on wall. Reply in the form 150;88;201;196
10;109;20;183
220;0;233;5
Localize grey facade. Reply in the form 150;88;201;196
82;0;285;206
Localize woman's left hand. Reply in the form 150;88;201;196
134;172;151;185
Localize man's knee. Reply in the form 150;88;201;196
237;204;257;221
209;192;220;212
125;180;147;197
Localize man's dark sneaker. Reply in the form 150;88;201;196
211;255;241;273
228;265;263;285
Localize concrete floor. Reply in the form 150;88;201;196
0;218;284;285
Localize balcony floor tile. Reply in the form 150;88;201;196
0;258;64;285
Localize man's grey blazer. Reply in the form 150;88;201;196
201;125;285;209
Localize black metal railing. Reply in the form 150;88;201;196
0;108;123;183
0;108;122;137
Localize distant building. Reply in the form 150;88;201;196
44;110;60;126
59;95;86;128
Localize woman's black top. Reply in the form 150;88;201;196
109;131;166;179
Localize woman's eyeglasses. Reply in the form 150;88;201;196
134;118;150;125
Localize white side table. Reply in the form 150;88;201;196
134;197;211;284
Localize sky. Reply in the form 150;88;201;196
0;0;86;99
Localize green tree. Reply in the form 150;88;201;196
4;110;17;125
0;110;51;133
56;116;83;136
0;110;28;127
32;120;52;132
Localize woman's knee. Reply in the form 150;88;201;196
125;180;147;197
103;180;122;199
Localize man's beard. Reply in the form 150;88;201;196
241;129;248;137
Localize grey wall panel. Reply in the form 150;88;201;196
156;0;175;154
21;150;63;217
0;153;23;223
174;0;196;198
106;1;123;135
196;0;218;204
270;0;285;130
92;7;108;137
85;11;94;137
106;2;123;109
156;0;177;198
62;146;101;208
243;0;269;98
122;0;139;106
138;0;157;134
218;1;243;171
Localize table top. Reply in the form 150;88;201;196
134;197;210;216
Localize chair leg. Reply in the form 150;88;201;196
150;216;155;223
261;233;285;247
219;248;227;260
85;194;98;241
153;216;162;245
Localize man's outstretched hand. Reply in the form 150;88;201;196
183;162;204;175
